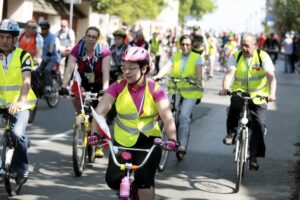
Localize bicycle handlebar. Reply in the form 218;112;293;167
156;77;203;88
226;91;268;102
95;138;176;171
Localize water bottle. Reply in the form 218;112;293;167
120;177;130;197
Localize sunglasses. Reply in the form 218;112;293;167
27;25;37;29
181;43;191;46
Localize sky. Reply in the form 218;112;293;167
198;0;266;34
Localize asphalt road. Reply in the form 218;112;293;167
0;58;299;200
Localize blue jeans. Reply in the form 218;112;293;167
169;94;197;147
1;110;30;174
284;54;292;73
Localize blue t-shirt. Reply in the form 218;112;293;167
42;32;61;62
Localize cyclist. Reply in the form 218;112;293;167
92;46;177;200
0;19;37;183
219;33;277;171
38;20;61;95
149;31;162;75
129;30;149;50
59;26;111;158
205;32;218;78
110;28;128;83
56;19;75;73
17;19;43;66
153;34;203;155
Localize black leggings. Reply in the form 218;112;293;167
105;134;162;190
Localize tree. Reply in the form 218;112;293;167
91;0;165;25
273;0;300;34
178;0;217;24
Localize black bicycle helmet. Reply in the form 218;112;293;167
113;29;126;39
39;20;50;28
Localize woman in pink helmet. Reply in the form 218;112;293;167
92;46;177;199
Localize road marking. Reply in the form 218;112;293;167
39;129;73;143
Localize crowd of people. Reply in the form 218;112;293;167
0;17;284;199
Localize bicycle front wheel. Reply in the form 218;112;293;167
4;148;14;196
46;77;60;108
72;123;87;177
235;129;246;193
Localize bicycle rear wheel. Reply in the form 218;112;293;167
235;129;246;193
46;77;60;108
158;122;169;172
72;123;87;177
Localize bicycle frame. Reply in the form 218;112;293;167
234;95;250;164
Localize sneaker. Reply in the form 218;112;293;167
249;157;259;171
95;147;104;158
177;145;186;154
223;133;236;145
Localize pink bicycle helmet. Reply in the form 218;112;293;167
122;47;149;63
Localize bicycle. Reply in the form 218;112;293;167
158;77;203;169
88;133;176;200
225;92;267;193
0;107;28;196
72;91;104;177
29;62;61;123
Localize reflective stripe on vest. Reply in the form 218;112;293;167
115;117;157;135
234;74;266;82
231;50;269;104
0;85;22;91
114;79;161;147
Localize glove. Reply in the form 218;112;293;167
59;87;69;96
163;139;178;151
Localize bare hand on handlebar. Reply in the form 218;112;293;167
219;89;231;96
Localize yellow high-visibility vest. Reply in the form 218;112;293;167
168;51;203;99
114;79;161;147
232;50;269;104
0;48;36;110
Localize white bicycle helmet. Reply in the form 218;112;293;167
0;19;20;36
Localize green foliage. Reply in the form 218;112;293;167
91;0;165;25
179;0;217;24
273;0;300;33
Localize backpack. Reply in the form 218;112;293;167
58;29;70;41
236;49;263;67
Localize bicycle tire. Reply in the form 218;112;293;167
87;144;96;163
28;105;38;124
72;123;87;177
46;78;60;108
235;129;246;193
158;123;169;172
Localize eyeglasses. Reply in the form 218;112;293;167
41;27;48;30
85;34;98;39
181;43;191;47
120;66;139;72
